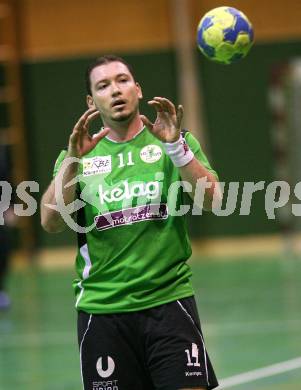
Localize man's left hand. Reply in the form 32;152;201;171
140;97;183;143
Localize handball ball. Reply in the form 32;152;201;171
197;6;254;64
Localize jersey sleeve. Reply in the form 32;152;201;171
52;149;68;177
183;131;218;180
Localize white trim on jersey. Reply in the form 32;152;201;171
76;244;92;308
177;300;210;387
105;125;145;143
79;314;93;390
81;244;92;279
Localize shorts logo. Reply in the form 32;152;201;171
140;145;162;163
185;343;200;367
83;156;112;176
96;356;115;378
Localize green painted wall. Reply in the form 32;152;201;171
21;41;301;247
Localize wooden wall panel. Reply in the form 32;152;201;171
20;0;172;59
20;0;301;60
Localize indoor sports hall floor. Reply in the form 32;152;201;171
0;253;300;389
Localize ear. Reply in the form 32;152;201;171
136;82;143;99
87;95;96;109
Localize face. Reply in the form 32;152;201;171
87;61;142;124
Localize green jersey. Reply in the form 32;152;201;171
53;128;217;313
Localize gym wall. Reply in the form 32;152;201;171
16;0;301;246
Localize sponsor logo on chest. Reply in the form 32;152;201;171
140;144;162;163
98;180;159;204
83;156;112;176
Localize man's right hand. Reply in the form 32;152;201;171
41;108;109;233
68;108;110;158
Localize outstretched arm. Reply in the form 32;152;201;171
140;97;221;211
40;108;109;233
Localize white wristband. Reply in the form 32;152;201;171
163;134;194;167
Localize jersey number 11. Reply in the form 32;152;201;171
117;152;134;168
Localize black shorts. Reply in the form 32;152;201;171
78;296;218;390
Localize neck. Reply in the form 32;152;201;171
104;114;144;142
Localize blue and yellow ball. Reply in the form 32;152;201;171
197;6;254;64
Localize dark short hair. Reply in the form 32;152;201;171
85;55;136;95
